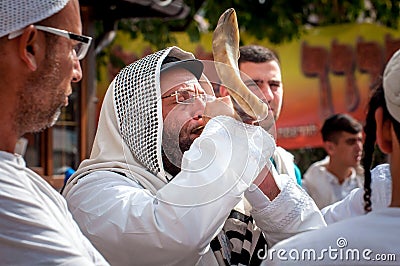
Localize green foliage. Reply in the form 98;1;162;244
114;0;400;49
371;0;400;28
202;0;308;44
186;21;201;43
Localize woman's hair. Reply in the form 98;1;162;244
362;76;400;212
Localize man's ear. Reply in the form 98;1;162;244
219;85;229;97
375;107;393;154
18;26;39;71
323;141;335;156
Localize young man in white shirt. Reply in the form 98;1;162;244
303;113;364;209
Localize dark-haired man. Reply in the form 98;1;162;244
303;113;364;209
220;45;302;186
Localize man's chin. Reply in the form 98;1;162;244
27;108;61;134
49;108;62;127
161;149;181;178
179;138;193;154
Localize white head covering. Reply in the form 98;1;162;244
63;47;197;195
0;0;69;38
383;49;400;123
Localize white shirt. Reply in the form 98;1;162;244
0;151;108;265
303;156;363;209
64;117;325;266
322;163;391;224
261;163;395;265
266;208;400;265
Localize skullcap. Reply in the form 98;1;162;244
0;0;69;38
383;49;400;123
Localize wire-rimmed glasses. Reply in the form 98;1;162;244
161;89;216;104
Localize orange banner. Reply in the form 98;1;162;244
275;24;400;149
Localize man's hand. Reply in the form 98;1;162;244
253;165;281;201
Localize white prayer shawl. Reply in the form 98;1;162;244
63;47;277;265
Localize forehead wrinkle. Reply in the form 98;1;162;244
160;68;199;96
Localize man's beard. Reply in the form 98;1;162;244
161;148;181;178
15;42;63;135
162;131;193;179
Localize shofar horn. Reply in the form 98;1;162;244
212;8;269;121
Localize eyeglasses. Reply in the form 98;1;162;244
161;89;215;104
8;25;92;60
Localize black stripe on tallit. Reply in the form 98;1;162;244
225;210;253;242
245;228;253;241
228;209;251;222
225;210;254;265
210;234;230;265
210;236;222;251
249;232;268;266
230;249;251;265
225;229;253;243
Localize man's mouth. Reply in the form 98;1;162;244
191;125;205;135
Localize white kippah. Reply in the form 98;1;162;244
383;49;400;123
0;0;69;38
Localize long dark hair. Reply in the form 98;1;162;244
362;77;400;212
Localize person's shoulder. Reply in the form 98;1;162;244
275;146;291;154
272;213;372;250
67;169;144;196
371;163;391;182
0;151;23;173
268;210;399;265
309;156;329;169
274;146;294;161
303;158;328;179
0;156;39;190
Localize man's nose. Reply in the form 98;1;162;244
259;84;273;102
72;58;83;83
191;97;206;118
355;140;363;151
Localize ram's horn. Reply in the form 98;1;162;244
212;8;269;121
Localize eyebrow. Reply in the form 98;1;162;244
244;80;259;86
269;80;281;86
344;137;363;143
244;79;281;85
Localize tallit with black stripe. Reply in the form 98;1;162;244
211;209;267;265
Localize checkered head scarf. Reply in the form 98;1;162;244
0;0;69;38
64;47;197;195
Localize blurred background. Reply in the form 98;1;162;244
23;0;397;189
